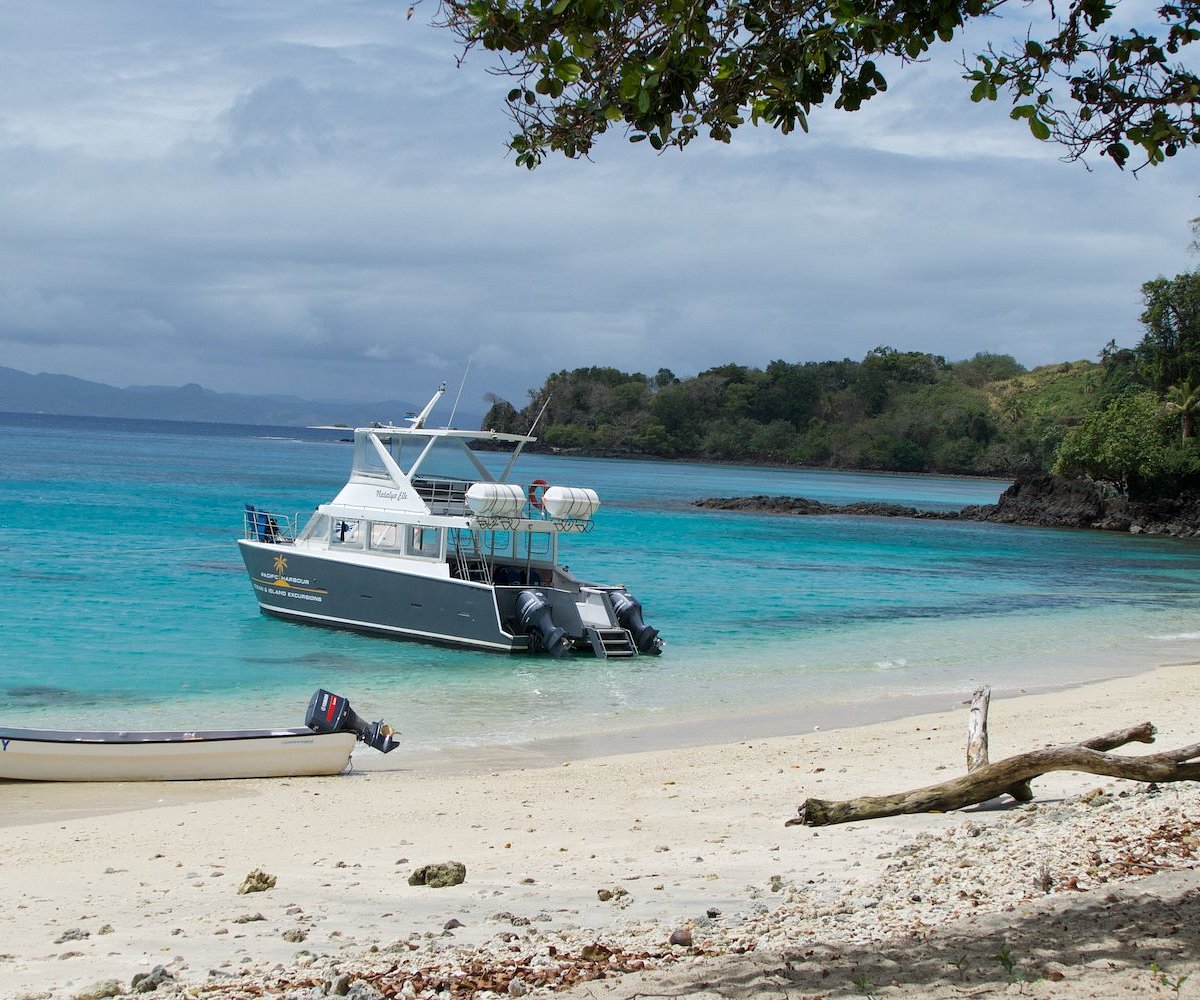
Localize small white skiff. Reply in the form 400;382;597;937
0;690;398;783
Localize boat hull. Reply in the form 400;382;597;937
0;729;357;782
238;540;533;653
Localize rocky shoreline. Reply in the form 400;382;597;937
696;474;1200;538
42;779;1200;1000
8;665;1200;1000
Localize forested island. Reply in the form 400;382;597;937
482;266;1200;511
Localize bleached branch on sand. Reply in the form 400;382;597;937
789;715;1200;828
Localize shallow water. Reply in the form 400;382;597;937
3;410;1199;755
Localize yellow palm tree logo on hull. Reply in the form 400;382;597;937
273;554;288;577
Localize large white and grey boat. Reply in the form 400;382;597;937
238;384;662;658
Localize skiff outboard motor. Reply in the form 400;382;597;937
305;689;399;754
515;589;568;658
610;591;662;655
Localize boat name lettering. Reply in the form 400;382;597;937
375;488;408;501
258;571;312;586
265;587;323;602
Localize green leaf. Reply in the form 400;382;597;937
1029;115;1051;140
555;58;582;82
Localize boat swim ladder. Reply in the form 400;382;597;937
584;626;639;658
451;528;492;583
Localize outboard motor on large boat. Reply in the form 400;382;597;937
610;591;663;655
515;590;568;658
305;689;399;754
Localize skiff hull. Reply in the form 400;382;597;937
0;728;357;782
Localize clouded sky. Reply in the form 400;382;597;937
0;1;1196;410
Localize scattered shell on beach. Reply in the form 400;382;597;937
236;869;277;895
232;912;266;924
73;979;122;1000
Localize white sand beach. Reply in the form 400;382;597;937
2;663;1199;1000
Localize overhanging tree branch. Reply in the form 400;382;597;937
431;0;1200;168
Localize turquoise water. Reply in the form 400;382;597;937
3;411;1200;754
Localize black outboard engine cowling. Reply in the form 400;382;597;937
305;689;399;753
610;591;663;655
515;589;568;658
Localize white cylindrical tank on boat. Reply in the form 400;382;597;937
466;482;527;517
542;486;601;520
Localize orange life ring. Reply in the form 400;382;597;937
528;479;548;508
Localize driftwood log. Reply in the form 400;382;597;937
789;720;1200;827
966;686;1033;802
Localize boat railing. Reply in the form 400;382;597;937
412;477;470;515
412;476;597;531
243;506;298;544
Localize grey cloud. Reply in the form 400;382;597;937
0;1;1195;409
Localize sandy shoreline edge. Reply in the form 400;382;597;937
2;662;1198;999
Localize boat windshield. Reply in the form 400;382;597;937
352;431;501;484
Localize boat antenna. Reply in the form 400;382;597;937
447;354;473;428
526;393;552;436
499;392;552;476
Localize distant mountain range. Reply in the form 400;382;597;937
0;365;483;429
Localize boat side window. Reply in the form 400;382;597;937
298;512;330;542
370;523;402;551
407;526;443;559
522;532;552;558
482;530;514;559
333;518;364;548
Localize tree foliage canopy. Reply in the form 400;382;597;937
479;260;1200;496
1138;270;1200;391
435;0;1200;168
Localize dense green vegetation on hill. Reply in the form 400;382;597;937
483;268;1200;499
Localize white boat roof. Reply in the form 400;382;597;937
327;383;541;517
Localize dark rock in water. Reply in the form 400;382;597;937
695;494;941;520
697;474;1200;538
7;684;77;700
960;474;1109;528
408;861;467;887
